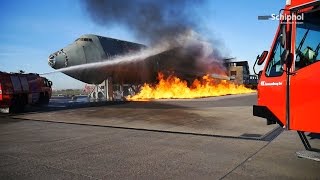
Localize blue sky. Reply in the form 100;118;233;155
0;0;283;89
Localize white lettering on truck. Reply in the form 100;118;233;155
260;81;283;86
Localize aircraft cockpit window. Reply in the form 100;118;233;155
84;38;93;42
75;38;93;42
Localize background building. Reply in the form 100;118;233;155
224;60;258;87
225;61;250;84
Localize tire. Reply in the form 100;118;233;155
39;93;45;105
39;93;49;105
19;95;27;112
18;101;25;112
9;103;16;114
43;94;50;105
9;96;18;113
9;96;25;113
98;92;104;99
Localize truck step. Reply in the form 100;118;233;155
296;150;320;162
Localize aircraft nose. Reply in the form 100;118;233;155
48;55;56;67
48;49;68;69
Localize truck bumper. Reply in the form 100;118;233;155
253;105;284;127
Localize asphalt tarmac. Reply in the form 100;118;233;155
0;93;319;179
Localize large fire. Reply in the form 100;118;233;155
127;72;255;100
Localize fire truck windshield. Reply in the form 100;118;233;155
295;11;320;70
265;32;284;77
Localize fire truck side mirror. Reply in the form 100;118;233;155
48;81;53;87
286;52;294;69
258;70;262;79
257;51;268;65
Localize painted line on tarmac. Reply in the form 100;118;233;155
11;117;283;142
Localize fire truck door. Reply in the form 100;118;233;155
290;20;320;133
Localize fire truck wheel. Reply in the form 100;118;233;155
19;95;27;112
43;94;50;105
39;93;50;105
38;93;48;105
9;96;25;113
9;103;16;113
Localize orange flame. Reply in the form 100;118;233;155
128;72;255;100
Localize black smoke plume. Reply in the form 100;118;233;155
83;0;205;45
82;0;227;81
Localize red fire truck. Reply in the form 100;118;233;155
253;0;320;161
0;71;52;113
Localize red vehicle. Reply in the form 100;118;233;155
253;0;320;160
0;71;52;113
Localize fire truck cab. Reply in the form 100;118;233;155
0;71;52;113
253;0;320;161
